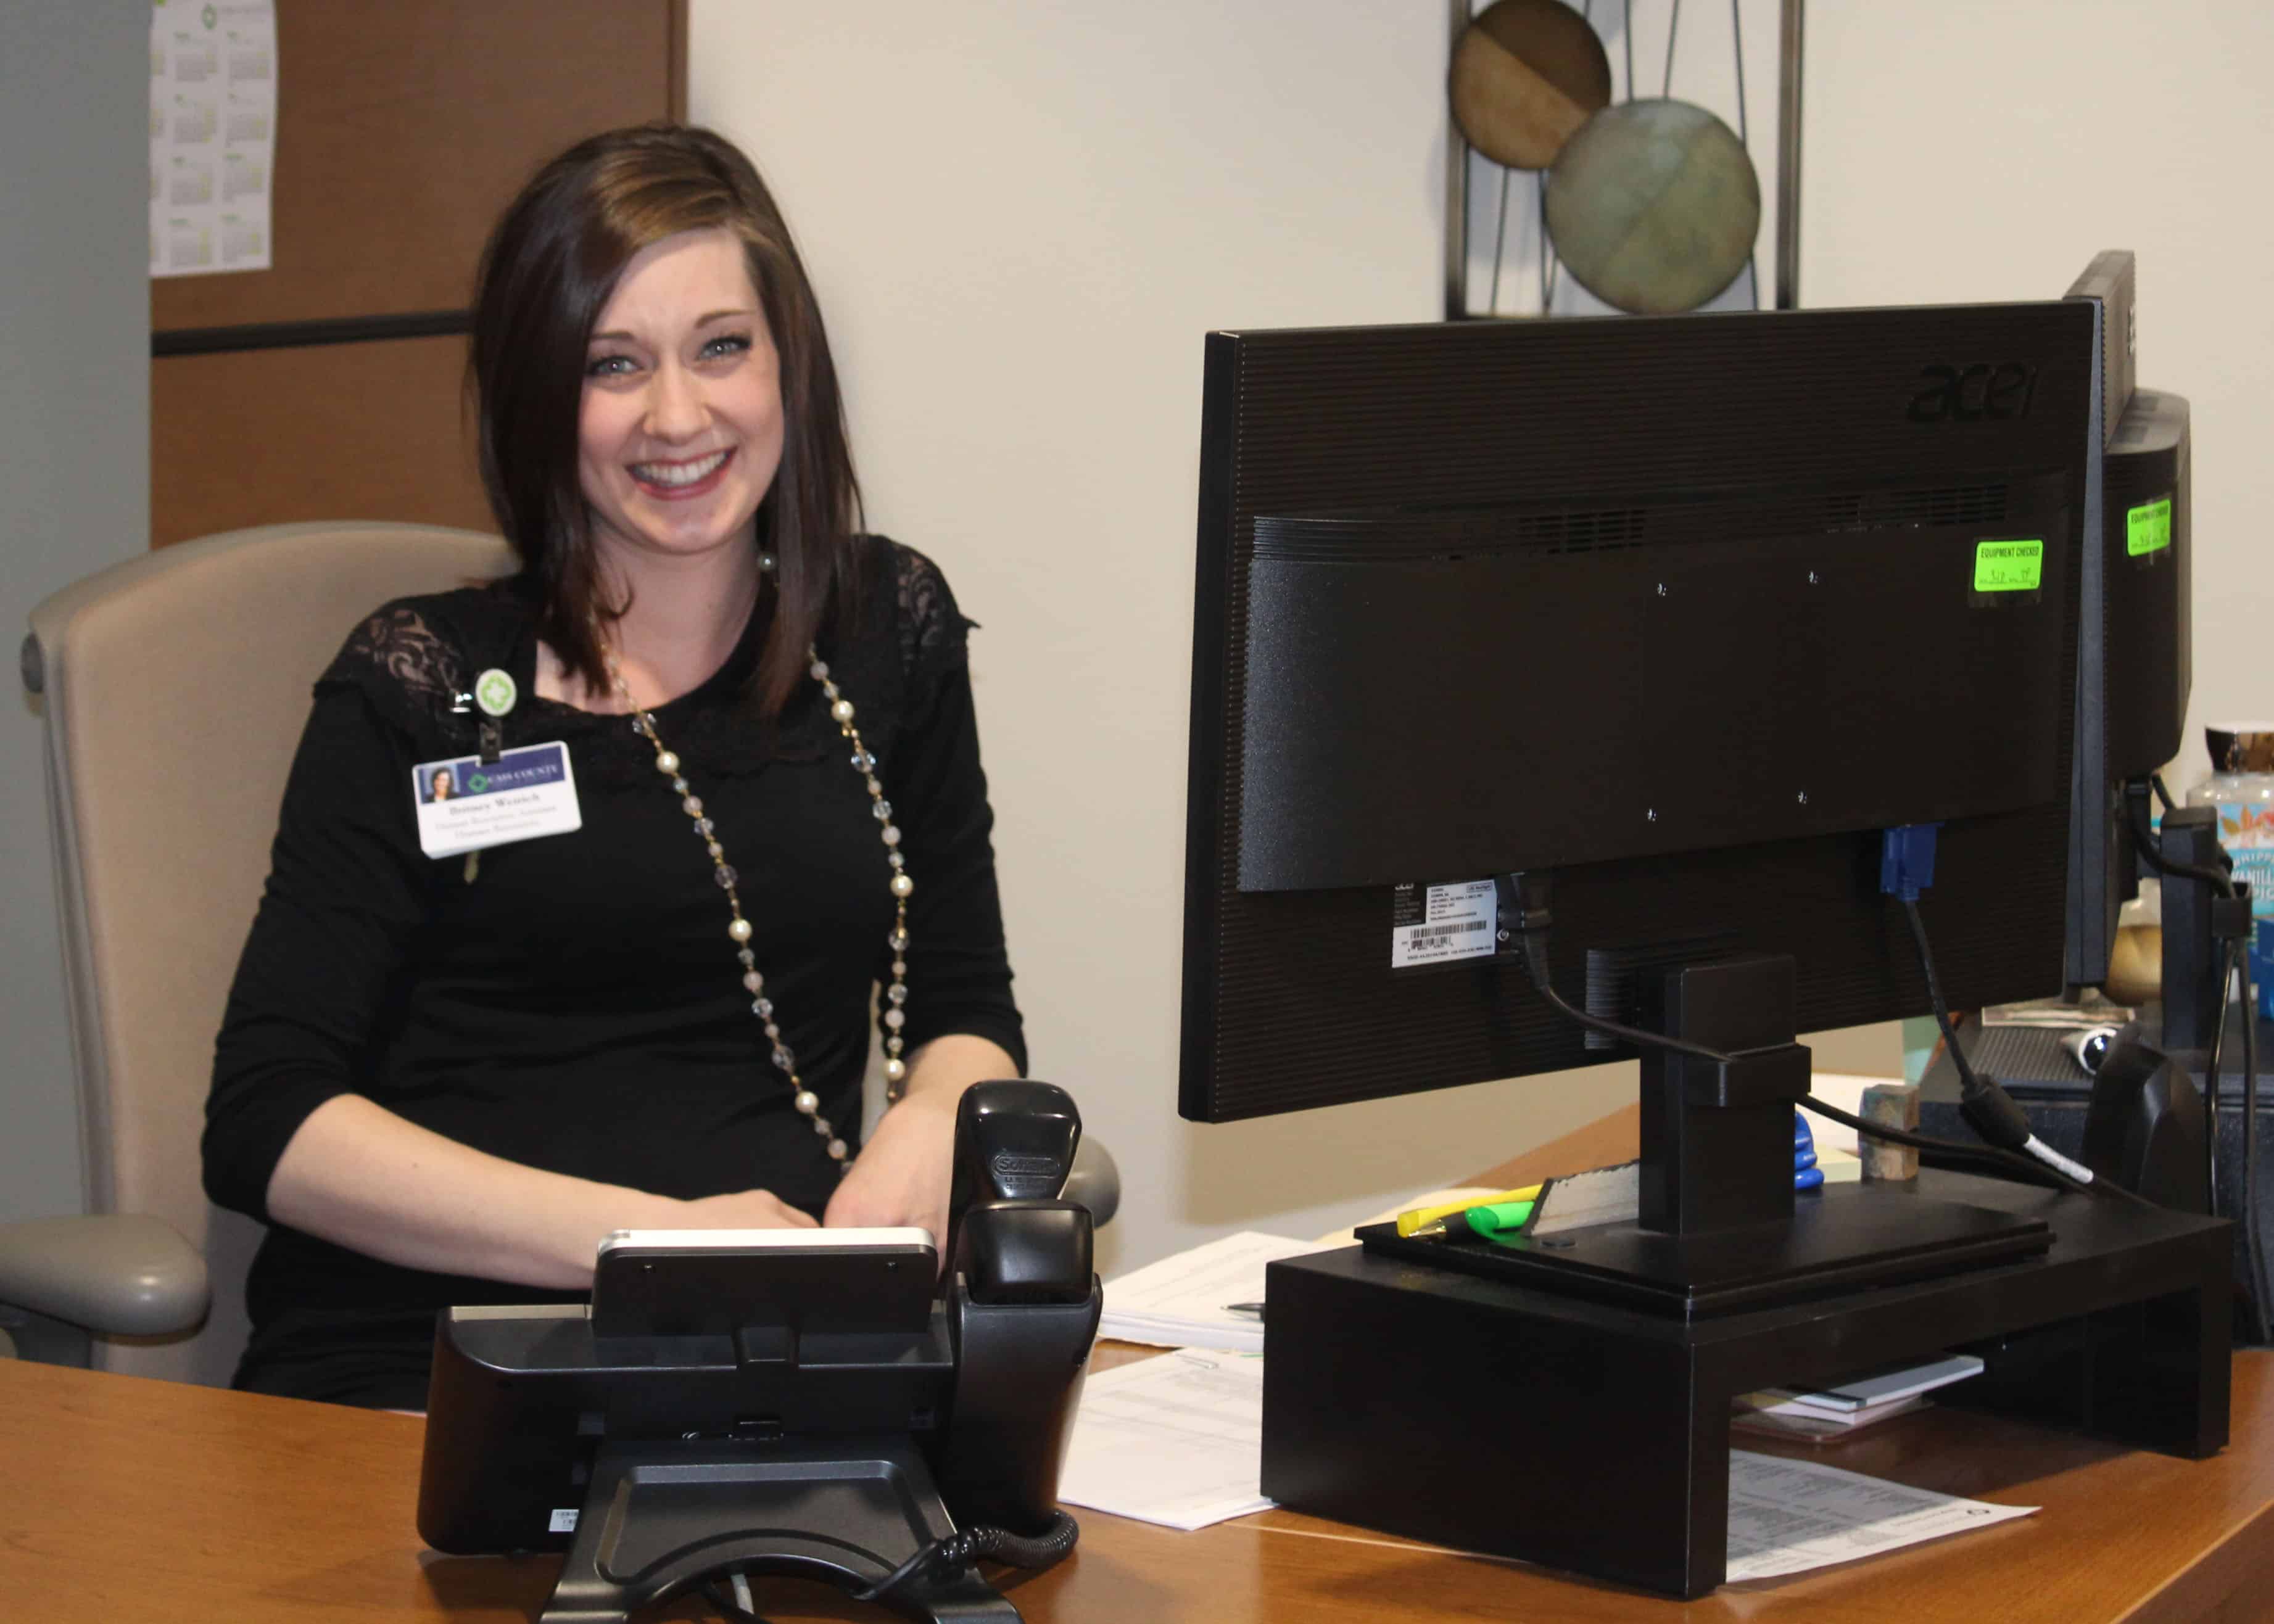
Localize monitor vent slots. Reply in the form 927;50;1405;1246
1251;481;2014;564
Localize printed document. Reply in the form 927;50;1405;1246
1057;1351;1273;1530
1098;1231;1332;1353
1725;1450;2036;1581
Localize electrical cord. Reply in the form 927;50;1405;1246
2129;785;2238;896
2203;938;2236;1214
2241;944;2270;1345
1506;899;2115;1200
1898;898;2129;1197
854;1512;1080;1606
1791;1094;2097;1194
702;1573;777;1624
1525;975;1738;1066
2132;775;2269;1327
698;1513;1079;1624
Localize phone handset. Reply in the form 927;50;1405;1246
886;1081;1101;1601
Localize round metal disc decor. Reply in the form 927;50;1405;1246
1449;0;1615;171
1543;98;1762;314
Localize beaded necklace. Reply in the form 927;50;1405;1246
602;633;912;1177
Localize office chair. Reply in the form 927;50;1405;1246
5;523;516;1381
4;521;1117;1383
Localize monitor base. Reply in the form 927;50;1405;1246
1354;1179;2051;1317
1262;1169;2230;1599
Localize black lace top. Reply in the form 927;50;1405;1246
204;537;1022;1406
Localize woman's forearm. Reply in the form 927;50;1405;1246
898;1032;1020;1105
264;1094;684;1289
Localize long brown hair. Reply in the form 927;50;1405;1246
469;124;861;715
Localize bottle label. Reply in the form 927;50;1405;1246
2208;795;2274;918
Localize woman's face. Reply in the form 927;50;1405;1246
578;227;786;575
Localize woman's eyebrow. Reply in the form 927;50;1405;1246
587;309;755;346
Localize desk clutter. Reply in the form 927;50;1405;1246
1083;1229;2032;1580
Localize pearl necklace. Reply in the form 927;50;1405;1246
603;637;913;1177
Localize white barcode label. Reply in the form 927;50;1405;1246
1390;880;1499;969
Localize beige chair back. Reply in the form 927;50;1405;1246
28;522;517;1385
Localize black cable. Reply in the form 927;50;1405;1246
2129;789;2237;895
2151;772;2180;816
1517;917;2107;1196
1528;975;1734;1064
1900;899;1987;1097
853;1513;1080;1608
700;1577;778;1624
2203;938;2235;1216
1895;897;2112;1193
2241;946;2270;1345
700;1513;1080;1622
1792;1095;2086;1192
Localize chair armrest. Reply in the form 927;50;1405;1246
1064;1136;1121;1228
0;1214;209;1337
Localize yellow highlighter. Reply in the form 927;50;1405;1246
1395;1184;1544;1237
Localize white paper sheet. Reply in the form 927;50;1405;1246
1056;1351;1274;1530
1724;1450;2037;1581
1097;1230;1332;1353
1058;1349;2036;1577
151;0;276;276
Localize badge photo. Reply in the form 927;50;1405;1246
412;741;582;859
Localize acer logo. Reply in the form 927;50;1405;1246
1906;362;2037;424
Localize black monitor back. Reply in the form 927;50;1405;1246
2061;251;2193;989
1182;306;2094;1123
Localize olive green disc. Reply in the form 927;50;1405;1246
1543;98;1762;314
1449;0;1615;171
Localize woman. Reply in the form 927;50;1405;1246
204;125;1023;1409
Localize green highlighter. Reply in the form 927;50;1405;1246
1457;1200;1536;1240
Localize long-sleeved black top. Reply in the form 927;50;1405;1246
205;537;1022;1407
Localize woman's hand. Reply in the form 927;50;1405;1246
824;1088;959;1253
676;1188;822;1229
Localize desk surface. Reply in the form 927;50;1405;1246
8;1108;2274;1623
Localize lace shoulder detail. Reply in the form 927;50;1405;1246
889;540;970;681
314;591;507;748
339;605;466;711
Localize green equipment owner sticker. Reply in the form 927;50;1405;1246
2127;496;2173;557
1972;538;2044;595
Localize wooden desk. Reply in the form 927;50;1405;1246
7;1109;2273;1622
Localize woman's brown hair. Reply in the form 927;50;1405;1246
469;123;860;716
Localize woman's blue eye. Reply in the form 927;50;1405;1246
585;354;635;378
701;333;753;360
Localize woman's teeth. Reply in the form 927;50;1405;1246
632;449;729;487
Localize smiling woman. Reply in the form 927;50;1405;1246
201;126;1026;1409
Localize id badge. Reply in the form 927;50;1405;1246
413;741;582;859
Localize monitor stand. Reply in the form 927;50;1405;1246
1260;950;2233;1596
1359;951;2053;1316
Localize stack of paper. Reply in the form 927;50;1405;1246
1052;1346;2038;1572
1057;1351;1274;1529
1734;1353;1984;1443
1097;1231;1329;1353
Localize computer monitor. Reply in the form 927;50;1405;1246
2062;251;2193;991
1179;302;2095;1137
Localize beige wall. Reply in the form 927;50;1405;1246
1803;2;2274;787
691;3;1645;1271
687;2;2262;1275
